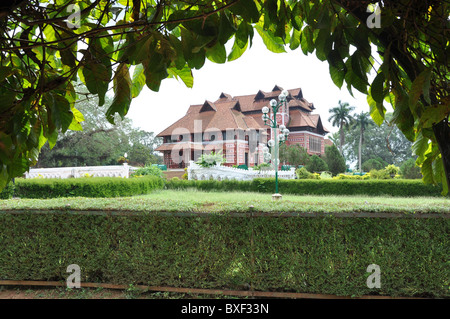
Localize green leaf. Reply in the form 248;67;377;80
367;94;385;126
412;132;429;164
167;65;193;88
289;28;301;50
421;155;434;184
314;28;331;61
419;104;450;128
44;93;73;133
168;34;186;70
235;22;251;49
131;64;146;98
0;66;14;83
206;42;227;64
82;60;110;106
187;50;206;70
71;106;84;123
68;106;84;131
106;63;132;124
129;34;154;65
255;25;286;53
230;0;260;23
47;129;58;149
218;12;236;45
350;51;368;84
329;64;345;89
300;26;314;55
409;68;432;110
370;72;385;103
228;39;248;62
291;2;303;31
38;127;47;150
391;91;415;141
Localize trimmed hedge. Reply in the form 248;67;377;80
0;212;448;297
12;176;164;199
3;177;443;199
165;178;444;197
0;183;14;199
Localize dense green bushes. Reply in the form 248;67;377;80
0;212;447;297
166;178;443;197
11;176;164;199
0;183;14;199
2;175;443;199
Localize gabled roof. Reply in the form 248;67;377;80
217;92;232;101
200;100;216;112
272;84;283;91
157;100;265;137
157;86;327;137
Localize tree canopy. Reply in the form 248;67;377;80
328;100;355;154
36;93;162;167
0;0;448;193
343;113;413;167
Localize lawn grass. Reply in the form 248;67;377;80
1;189;449;214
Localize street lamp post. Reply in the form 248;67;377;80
261;90;290;200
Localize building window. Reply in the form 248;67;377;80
309;136;321;153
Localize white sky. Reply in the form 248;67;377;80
127;34;373;137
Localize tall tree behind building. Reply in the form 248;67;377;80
36;94;162;168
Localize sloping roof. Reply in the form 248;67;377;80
157;100;265;137
157;86;327;137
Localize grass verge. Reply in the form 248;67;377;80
1;189;449;214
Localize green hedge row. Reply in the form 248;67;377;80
8;176;164;199
165;178;444;197
0;212;448;297
0;183;14;199
1;177;443;199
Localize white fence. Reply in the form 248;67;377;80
187;161;296;181
25;164;132;179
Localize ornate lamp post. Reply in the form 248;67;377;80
261;90;290;200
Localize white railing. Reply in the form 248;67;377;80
187;161;296;181
25;164;132;179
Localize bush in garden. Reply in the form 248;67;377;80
131;165;164;179
305;155;328;173
362;158;384;171
385;164;400;178
400;158;422;179
323;145;346;176
13;176;164;198
369;169;390;179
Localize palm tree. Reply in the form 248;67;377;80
328;100;355;154
353;111;374;172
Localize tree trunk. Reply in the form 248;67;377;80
359;130;362;171
339;123;344;154
432;119;450;194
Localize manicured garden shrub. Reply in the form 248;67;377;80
295;167;320;179
0;211;447;298
165;178;443;197
0;182;14;199
13;175;164;198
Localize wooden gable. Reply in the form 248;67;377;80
200;100;216;112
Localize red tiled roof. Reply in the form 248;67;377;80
157;86;327;137
157;100;266;137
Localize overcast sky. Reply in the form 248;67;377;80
126;34;376;137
